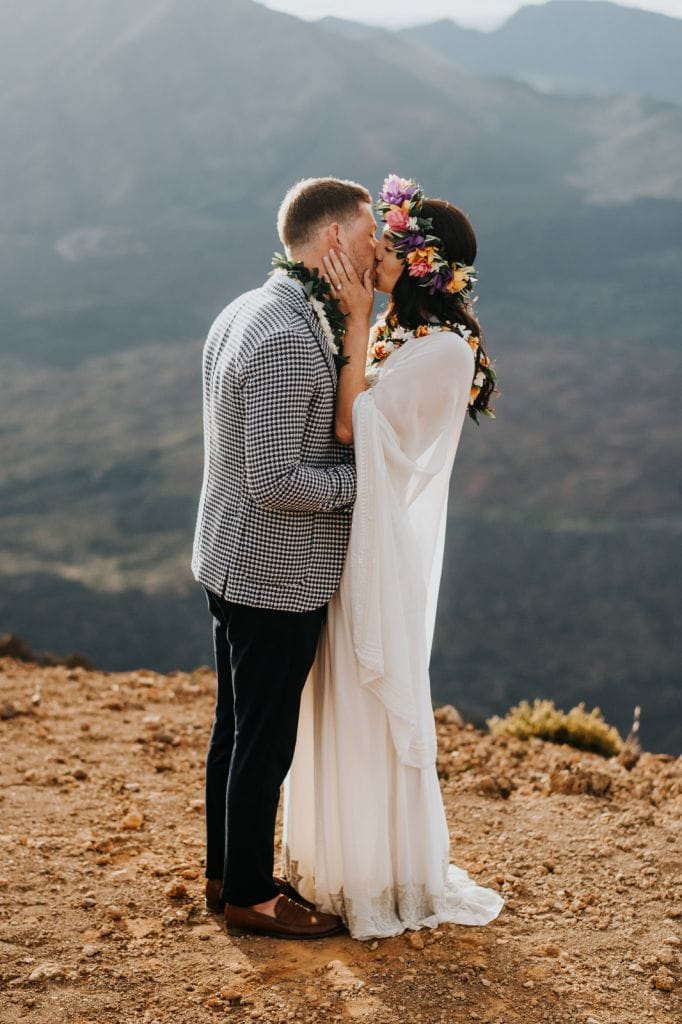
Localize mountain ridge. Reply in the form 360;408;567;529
320;0;682;104
1;0;679;760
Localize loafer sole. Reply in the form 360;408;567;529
224;921;344;940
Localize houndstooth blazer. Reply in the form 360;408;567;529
191;272;357;612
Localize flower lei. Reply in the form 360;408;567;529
271;252;349;369
368;315;496;424
375;174;477;297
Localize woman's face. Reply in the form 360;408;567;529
374;229;404;294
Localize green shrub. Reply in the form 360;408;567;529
487;699;624;757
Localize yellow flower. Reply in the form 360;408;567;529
406;246;438;266
447;268;470;293
467;335;479;351
414;324;430;338
469;384;481;403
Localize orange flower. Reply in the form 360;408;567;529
414;325;430;338
406;246;438;266
447;268;470;293
467;335;479;351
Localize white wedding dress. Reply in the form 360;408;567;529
281;327;504;940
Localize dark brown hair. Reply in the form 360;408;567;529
384;198;497;417
278;177;372;251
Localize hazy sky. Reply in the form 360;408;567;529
255;0;682;30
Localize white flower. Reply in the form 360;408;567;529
309;296;339;355
390;325;410;341
473;371;486;387
407;217;420;231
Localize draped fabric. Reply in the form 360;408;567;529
282;330;504;939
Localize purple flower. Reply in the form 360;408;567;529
428;268;454;295
395;231;426;253
380;174;419;207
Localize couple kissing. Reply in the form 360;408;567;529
191;174;502;941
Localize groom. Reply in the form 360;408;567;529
191;177;377;939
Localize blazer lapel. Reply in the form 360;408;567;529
264;274;337;386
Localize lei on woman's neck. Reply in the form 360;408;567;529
368;314;496;424
271;252;349;369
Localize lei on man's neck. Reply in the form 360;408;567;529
271;252;350;369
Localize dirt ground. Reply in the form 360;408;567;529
0;658;679;1024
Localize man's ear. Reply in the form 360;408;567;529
328;222;342;249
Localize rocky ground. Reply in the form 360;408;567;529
0;658;679;1024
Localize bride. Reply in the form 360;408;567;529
281;175;504;940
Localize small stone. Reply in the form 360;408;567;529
120;809;144;830
219;988;242;1004
408;932;425;950
656;949;675;966
652;966;675;992
370;941;378;951
523;980;535;989
28;962;65;982
72;768;88;780
180;867;200;880
81;945;100;957
106;905;125;920
164;881;188;900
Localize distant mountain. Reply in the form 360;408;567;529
397;1;682;104
0;0;680;752
0;0;679;368
317;15;385;42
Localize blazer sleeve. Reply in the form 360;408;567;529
241;329;357;513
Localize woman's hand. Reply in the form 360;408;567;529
323;248;374;324
323;248;373;445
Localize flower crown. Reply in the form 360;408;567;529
375;174;477;297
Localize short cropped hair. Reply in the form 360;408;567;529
277;177;372;251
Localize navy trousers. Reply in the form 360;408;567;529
203;586;326;907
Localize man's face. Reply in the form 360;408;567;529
337;202;378;281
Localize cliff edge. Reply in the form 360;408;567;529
0;658;679;1024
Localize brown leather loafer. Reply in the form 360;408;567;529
205;878;224;913
205;875;317;914
273;875;318;912
224;894;344;939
